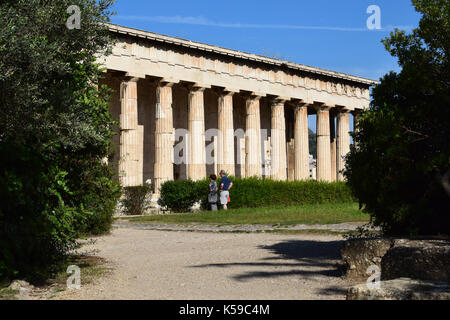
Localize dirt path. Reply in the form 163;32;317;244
54;228;349;300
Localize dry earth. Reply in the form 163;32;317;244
51;227;349;300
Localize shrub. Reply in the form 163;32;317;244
0;146;79;281
122;186;151;216
71;161;122;235
159;177;354;212
159;180;199;213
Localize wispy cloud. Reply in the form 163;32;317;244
114;15;414;32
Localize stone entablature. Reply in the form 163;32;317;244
99;24;376;110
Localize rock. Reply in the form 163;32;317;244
347;278;450;300
381;240;450;282
7;280;36;299
341;238;393;282
342;238;450;283
8;280;33;292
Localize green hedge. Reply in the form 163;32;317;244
160;177;354;212
160;180;201;213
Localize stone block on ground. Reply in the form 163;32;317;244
347;278;450;300
340;238;393;282
382;239;450;282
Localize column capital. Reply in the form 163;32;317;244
351;108;364;116
271;100;285;120
270;97;288;106
212;87;237;97
189;86;207;93
184;82;211;93
289;99;306;106
287;99;309;112
244;96;262;105
122;76;141;83
125;72;146;80
157;81;176;88
313;103;332;112
335;106;351;114
241;91;264;101
152;77;180;88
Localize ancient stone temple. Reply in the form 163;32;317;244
98;24;377;192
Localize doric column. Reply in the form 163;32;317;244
330;111;337;181
187;86;206;181
245;95;262;177
270;98;287;180
119;77;143;187
336;109;351;181
293;103;310;180
217;90;235;176
315;105;332;182
154;81;175;192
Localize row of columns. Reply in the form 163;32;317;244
315;106;351;181
118;78;354;191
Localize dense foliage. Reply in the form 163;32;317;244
0;0;119;280
160;178;354;212
345;0;450;236
160;180;201;213
122;186;152;216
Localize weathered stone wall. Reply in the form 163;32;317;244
381;240;450;282
342;238;450;300
341;238;393;282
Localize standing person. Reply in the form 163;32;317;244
219;170;233;210
208;174;218;211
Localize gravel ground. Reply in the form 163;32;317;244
54;227;349;300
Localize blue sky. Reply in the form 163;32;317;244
109;0;421;132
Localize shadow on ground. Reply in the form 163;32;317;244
191;239;348;297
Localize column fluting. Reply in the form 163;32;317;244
217;91;235;176
294;103;310;180
154;82;175;192
315;105;332;181
119;78;143;187
245;95;262;178
187;87;206;181
271;99;287;180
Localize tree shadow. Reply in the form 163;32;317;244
190;239;347;296
259;240;343;261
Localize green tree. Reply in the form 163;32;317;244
308;129;317;159
345;0;449;236
0;0;120;280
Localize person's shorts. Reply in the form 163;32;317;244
220;191;229;205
